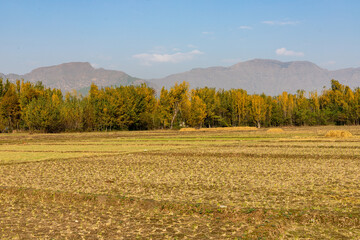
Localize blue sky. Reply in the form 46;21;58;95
1;0;360;78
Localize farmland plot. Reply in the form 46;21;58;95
0;126;359;239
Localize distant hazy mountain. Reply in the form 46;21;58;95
149;59;360;95
0;62;150;94
1;59;359;96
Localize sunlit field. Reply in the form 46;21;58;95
0;126;359;239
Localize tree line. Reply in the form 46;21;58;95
0;78;359;133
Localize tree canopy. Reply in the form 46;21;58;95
0;78;358;133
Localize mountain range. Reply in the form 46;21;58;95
0;62;148;94
151;59;360;95
1;59;359;96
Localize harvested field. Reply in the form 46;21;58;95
0;125;359;239
266;128;285;133
179;126;258;132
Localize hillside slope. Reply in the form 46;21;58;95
150;59;359;95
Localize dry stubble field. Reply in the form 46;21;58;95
0;126;359;239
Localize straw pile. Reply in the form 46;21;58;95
325;130;353;138
179;128;197;132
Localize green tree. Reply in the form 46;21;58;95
62;91;84;131
193;87;220;127
294;90;310;126
24;94;63;133
216;89;233;127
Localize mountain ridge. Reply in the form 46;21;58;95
150;59;359;95
0;62;149;94
1;59;359;96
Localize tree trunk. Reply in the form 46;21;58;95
170;102;179;129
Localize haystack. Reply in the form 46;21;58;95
325;130;353;138
266;128;284;133
179;128;197;132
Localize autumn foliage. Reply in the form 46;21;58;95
0;78;359;133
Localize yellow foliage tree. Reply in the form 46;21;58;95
232;89;248;126
188;94;207;128
250;95;266;128
169;81;189;129
278;91;294;124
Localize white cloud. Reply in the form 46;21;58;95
262;20;300;26
187;44;197;49
276;48;304;57
238;25;252;30
133;50;203;65
202;31;214;35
